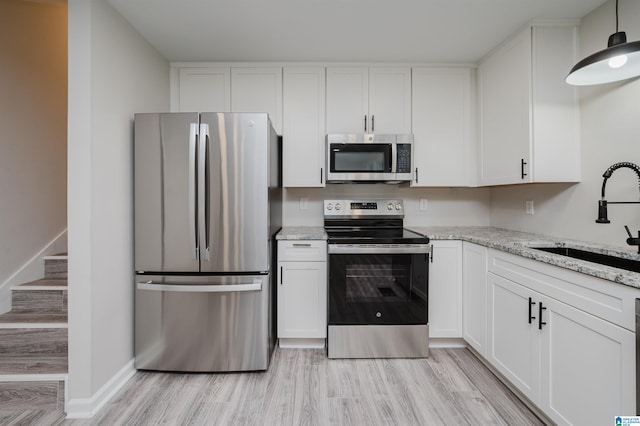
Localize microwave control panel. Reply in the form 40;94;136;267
396;144;412;173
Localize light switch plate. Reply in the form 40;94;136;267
419;199;429;211
525;200;534;215
299;197;309;210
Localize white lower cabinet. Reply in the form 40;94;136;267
428;241;462;338
462;242;488;356
486;250;636;425
277;240;327;347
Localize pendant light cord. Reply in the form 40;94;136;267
616;0;620;32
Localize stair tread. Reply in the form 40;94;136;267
0;312;67;325
14;279;67;289
0;356;67;375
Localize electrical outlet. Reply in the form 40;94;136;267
525;200;534;215
419;199;429;211
299;197;309;210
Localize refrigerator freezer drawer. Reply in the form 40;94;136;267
135;274;273;372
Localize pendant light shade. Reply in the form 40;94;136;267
566;0;640;86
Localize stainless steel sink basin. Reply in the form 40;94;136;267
531;246;640;273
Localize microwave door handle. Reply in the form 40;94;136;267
391;142;397;173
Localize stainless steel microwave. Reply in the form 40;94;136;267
326;134;413;183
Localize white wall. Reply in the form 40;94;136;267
0;0;67;308
67;0;169;415
284;186;491;227
490;0;640;249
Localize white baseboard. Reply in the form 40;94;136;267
65;358;136;418
0;229;67;314
428;337;467;348
279;338;326;349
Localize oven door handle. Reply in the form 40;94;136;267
328;244;431;255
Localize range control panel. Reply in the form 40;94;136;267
324;199;404;218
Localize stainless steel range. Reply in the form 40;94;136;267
324;199;431;359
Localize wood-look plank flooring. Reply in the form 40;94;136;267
10;347;545;426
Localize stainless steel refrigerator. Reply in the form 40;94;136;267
133;112;281;372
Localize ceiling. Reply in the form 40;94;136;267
107;0;607;64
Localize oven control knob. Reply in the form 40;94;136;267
376;312;382;318
327;203;333;210
387;203;393;211
335;203;341;210
395;203;402;210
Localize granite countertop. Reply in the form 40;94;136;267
276;225;640;289
276;227;327;240
408;226;640;289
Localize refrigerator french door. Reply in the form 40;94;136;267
134;112;280;372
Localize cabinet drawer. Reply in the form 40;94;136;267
278;240;327;262
488;249;638;331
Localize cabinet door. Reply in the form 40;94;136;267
277;261;327;339
326;67;369;133
412;68;472;186
368;67;412;134
176;67;231;112
428;241;463;338
283;67;326;187
487;272;540;402
231;67;283;134
539;295;636;426
478;28;532;185
462;242;487;356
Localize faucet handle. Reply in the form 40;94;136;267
625;225;633;238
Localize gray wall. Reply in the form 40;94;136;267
0;0;67;307
490;0;640;249
67;0;169;413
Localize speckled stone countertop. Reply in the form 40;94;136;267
408;226;640;289
276;227;327;240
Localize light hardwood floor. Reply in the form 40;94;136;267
2;347;546;425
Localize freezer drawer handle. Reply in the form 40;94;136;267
136;280;262;293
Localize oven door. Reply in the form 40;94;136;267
328;245;429;326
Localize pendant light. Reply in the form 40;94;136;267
566;0;640;86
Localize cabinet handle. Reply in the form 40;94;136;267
280;266;283;285
430;245;434;263
528;297;536;324
320;167;323;184
415;167;419;183
292;243;312;247
371;115;375;132
521;158;528;179
364;115;367;132
538;302;547;330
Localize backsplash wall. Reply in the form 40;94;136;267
283;186;491;227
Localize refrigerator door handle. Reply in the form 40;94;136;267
189;123;199;260
198;122;210;261
137;280;262;293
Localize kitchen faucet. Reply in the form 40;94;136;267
595;161;640;252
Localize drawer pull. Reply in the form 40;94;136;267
292;243;312;247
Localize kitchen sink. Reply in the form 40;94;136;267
531;246;640;273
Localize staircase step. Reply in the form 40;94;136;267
0;356;67;375
0;378;65;413
0;312;67;326
11;279;67;314
0;328;67;356
44;255;67;280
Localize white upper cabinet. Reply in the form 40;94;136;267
326;67;411;134
283;67;326;187
412;67;474;186
477;24;580;186
231;67;283;135
173;67;231;112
